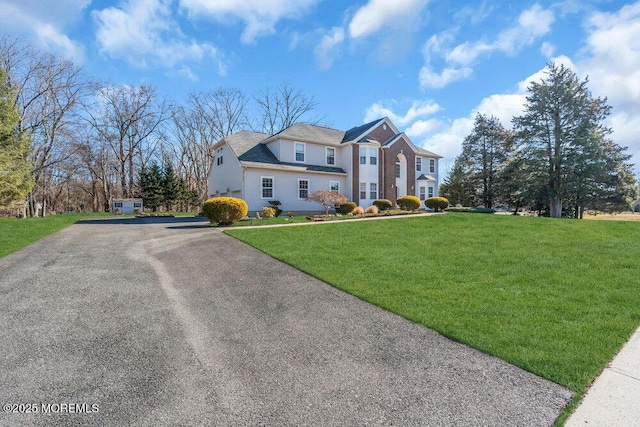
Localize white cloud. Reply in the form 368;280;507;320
421;3;555;88
0;0;87;61
179;0;320;44
364;100;441;126
540;41;555;58
348;0;430;39
419;66;473;89
314;27;345;70
575;1;640;169
494;3;554;54
93;0;224;74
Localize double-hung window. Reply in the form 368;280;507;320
295;143;305;162
330;181;340;192
419;186;426;200
416;157;422;172
326;147;335;165
359;147;367;165
261;177;274;198
369;148;377;165
429;158;436;173
370;183;377;200
298;179;309;199
359;183;367;200
216;148;224;165
428;185;434;198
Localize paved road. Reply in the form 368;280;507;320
0;216;572;426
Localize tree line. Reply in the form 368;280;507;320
440;63;637;218
0;35;320;217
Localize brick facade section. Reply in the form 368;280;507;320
352;144;360;204
382;136;416;204
364;124;396;144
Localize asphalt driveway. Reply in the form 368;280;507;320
0;216;572;426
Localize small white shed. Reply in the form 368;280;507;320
112;198;143;214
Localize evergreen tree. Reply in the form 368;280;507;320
0;66;33;209
513;63;632;218
139;163;164;211
458;113;512;208
439;161;475;207
162;162;180;211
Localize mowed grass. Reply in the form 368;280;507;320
227;214;640;398
0;213;111;258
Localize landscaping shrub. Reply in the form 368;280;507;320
373;199;393;211
336;202;357;215
267;200;283;217
202;197;248;225
261;206;276;218
425;196;449;212
397;195;421;210
365;205;379;214
352;206;365;215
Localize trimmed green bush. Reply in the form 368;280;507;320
373;199;393;211
425;196;449;212
203;197;248;225
336;202;357;215
397;195;421;210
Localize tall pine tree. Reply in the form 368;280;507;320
513;63;633;218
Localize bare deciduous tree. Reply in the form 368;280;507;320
253;82;320;134
85;84;170;198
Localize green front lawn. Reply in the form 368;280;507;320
0;213;111;258
227;214;640;421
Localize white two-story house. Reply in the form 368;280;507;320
207;117;441;214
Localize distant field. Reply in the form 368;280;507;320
583;212;640;221
227;213;640;423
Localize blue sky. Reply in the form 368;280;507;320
2;0;640;173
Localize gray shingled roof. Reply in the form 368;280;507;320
231;130;346;174
271;123;345;145
417;174;437;181
416;147;443;158
224;131;269;157
342;118;384;142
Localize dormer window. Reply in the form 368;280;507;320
295;142;305;162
